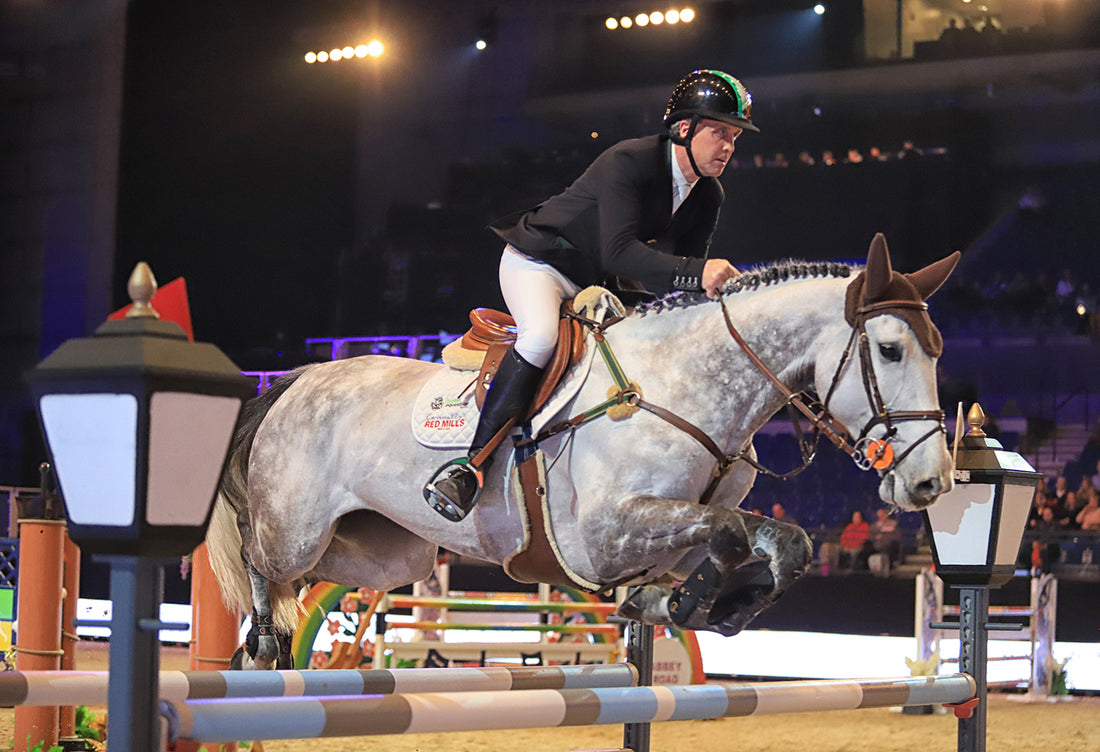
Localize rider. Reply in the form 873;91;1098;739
424;69;758;521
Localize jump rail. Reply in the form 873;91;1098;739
379;594;620;615
0;664;638;707
163;674;977;743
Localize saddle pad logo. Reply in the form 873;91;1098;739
411;369;481;449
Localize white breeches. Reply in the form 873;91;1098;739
499;245;581;368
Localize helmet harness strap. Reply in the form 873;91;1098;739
669;114;704;181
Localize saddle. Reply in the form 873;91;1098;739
442;303;587;416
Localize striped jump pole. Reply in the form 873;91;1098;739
391;620;619;637
0;664;638;707
381;595;619;616
163;674;977;744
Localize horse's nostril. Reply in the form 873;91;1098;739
914;477;942;504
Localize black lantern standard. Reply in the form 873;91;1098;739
26;262;253;752
922;403;1043;752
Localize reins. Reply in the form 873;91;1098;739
519;284;945;506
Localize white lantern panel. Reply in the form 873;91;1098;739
39;393;137;526
146;392;241;527
927;483;996;566
994;483;1036;566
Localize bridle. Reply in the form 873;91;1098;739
715;291;946;480
522;289;946;506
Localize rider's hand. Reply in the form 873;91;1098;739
702;259;741;299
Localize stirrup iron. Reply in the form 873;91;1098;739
423;457;484;522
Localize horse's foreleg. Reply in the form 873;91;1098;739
606;496;752;630
704;512;813;636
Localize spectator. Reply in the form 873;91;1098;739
869;508;902;565
868;146;888;162
1060;488;1085;530
1091;459;1100;490
1050;475;1071;512
821;149;837;166
939;17;962;48
796;150;815;167
1033;506;1062;571
845;148;863;164
839;510;872;570
772;503;798;526
897;140;924;160
1054;268;1075;303
1076;487;1100;531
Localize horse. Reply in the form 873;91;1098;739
207;233;960;669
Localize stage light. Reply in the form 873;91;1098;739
330;48;343;61
355;44;368;57
590;131;599;139
606;8;693;32
475;39;487;50
366;40;384;57
304;51;317;64
317;50;329;62
814;4;825;14
341;46;354;58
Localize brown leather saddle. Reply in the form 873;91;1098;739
461;305;586;417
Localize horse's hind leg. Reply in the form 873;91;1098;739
230;564;295;670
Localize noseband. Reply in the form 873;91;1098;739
716;292;945;479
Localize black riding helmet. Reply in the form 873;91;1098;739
664;69;758;177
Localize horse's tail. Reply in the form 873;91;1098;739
206;367;310;634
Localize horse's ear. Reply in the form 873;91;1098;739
906;251;961;301
863;233;893;301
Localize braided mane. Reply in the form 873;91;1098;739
633;260;855;316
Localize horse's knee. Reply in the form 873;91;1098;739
711;512;752;566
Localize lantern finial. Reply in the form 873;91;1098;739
125;262;160;319
966;402;987;437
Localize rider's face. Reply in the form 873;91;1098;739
680;118;741;179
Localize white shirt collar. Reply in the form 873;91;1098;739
670;140;695;213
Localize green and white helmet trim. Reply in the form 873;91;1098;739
663;69;759;133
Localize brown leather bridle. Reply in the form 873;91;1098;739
715;291;946;482
524;291;946;506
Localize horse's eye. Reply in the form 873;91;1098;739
878;343;902;363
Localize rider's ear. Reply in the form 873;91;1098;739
863;232;894;301
906;251;961;301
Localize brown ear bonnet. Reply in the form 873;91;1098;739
844;233;960;358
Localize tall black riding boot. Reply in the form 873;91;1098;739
424;347;544;521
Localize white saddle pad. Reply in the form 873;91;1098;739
410;369;481;449
411;344;599;450
411;287;623;450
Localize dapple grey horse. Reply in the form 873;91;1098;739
207;234;959;669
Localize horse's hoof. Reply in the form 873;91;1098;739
618;584;673;625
